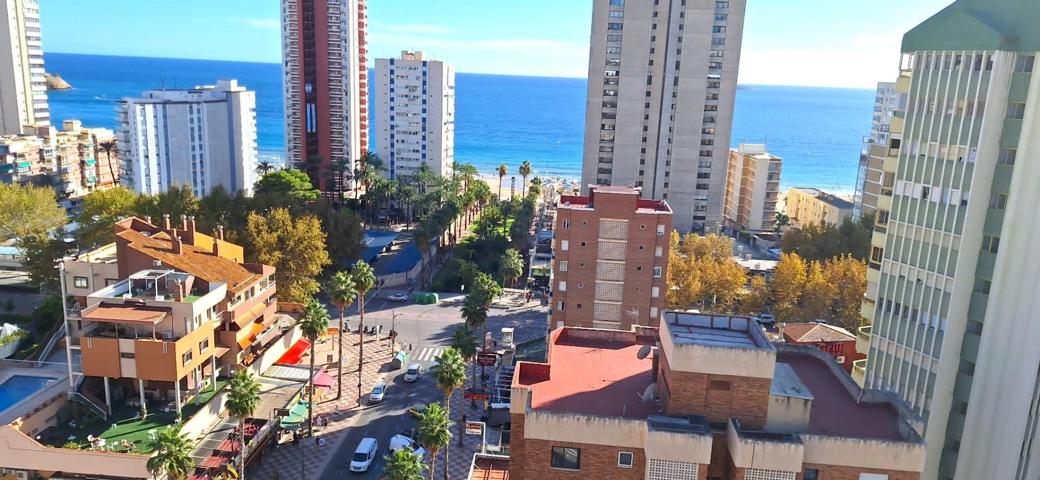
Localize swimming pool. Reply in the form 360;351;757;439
0;375;53;412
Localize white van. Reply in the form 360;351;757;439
349;437;378;472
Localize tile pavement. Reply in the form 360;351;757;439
247;331;400;479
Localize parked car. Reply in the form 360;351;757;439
369;381;387;403
403;363;422;382
349;437;379;472
387;292;409;302
389;433;427;459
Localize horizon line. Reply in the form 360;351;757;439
45;51;877;90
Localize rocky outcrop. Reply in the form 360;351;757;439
44;73;71;90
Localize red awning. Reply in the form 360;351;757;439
275;338;311;365
313;370;336;389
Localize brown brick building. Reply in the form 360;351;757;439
509;312;925;480
550;186;671;330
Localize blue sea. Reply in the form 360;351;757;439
45;53;872;192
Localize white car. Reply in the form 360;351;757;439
387;292;409;302
349;437;378;472
389;434;427;459
369;381;387;403
403;363;422;383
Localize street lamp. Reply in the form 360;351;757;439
389;309;402;353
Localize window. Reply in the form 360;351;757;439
606;46;622;54
657;225;665;236
974;278;992;295
199;338;209;353
990;192;1008;210
608;11;624;18
982;235;1000;253
559;260;568;272
120;352;135;359
709;380;731;390
1015;55;1035;73
1008;102;1026;119
998;148;1017;165
551;447;581;470
558;281;567;292
618;451;634;468
651;286;660;298
561;240;569;251
859;475;889;480
655;246;663;257
182;351;193;366
73;276;88;288
804;469;819;480
607;22;623;31
610;0;624;5
652;266;662;278
870;246;884;263
557;301;565;311
650;307;658;318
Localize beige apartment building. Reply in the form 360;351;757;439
581;0;747;233
550;186;671;331
722;144;781;232
854;81;906;222
0;0;49;135
785;187;854;228
509;313;926;479
0;121;119;198
858;1;1040;478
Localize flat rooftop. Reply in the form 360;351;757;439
470;454;510;480
515;328;661;418
779;352;903;440
790;187;854;209
663;312;773;350
558;185;672;213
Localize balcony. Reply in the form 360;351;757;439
856;325;872;355
851;358;867;386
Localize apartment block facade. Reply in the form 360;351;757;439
785;187;854;228
859;1;1040;478
722;144;781;232
510;314;925;480
281;0;368;193
581;0;747;233
117;80;257;197
0;0;48;135
550;186;671;331
374;51;455;180
0;121;119;198
854;81;908;222
64;216;277;415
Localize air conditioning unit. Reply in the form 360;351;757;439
153;260;162;267
16;471;29;480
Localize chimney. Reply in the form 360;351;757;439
172;236;183;255
163;214;171;230
187;215;197;235
183;215;197;244
181;215;189;231
216;225;225;241
174;280;185;302
212;237;221;257
144;215;152;225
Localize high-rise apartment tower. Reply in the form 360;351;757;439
0;0;49;134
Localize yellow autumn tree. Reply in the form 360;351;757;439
245;208;331;302
823;255;867;331
736;276;769;315
667;231;745;312
800;260;836;322
771;252;808;322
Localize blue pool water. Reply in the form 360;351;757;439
0;375;52;412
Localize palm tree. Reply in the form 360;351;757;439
256;161;275;177
383;449;427;480
519;160;532;198
451;325;478;389
351;261;376;405
225;369;261;479
326;271;356;400
297;299;330;436
433;347;467;461
416;403;452;480
499;248;523;288
459;298;486;383
97;138;119;187
496;164;507;200
774;212;791;234
146;426;194;480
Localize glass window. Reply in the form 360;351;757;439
1007;102;1026;119
804;469;820;480
607;23;623;31
182;350;193;366
551;447;581;470
73;276;88;288
618;451;634;468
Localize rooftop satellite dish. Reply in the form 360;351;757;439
641;383;657;402
636;345;653;360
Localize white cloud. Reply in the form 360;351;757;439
230;17;279;30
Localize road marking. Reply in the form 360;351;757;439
414;346;444;362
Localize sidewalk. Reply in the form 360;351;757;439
442;367;495;480
248;331;400;479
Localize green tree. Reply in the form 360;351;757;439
451;325;479;394
432;348;466;478
137;184;199;223
496;164;507;199
255;161;275;176
146;426;194;480
245;208;330;302
350;261;375;406
383;448;427;480
498;248;523;288
74;186;141;247
0;183;66;240
19;233;72;294
312;199;364;265
326;271;356;400
297;299;330;436
518;160;532;198
416;403;452;480
254;169;320;204
225;369;261;479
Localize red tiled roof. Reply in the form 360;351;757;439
115;220;262;294
783;323;855;344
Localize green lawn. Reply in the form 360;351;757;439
40;379;228;454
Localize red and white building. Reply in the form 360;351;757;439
782;323;863;373
281;0;369;192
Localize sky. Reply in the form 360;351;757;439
39;0;954;88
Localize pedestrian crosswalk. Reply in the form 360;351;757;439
413;346;445;363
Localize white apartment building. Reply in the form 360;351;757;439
854;81;907;221
722;143;780;232
0;0;48;135
374;51;455;180
860;1;1040;478
117;80;257;197
581;0;747;233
